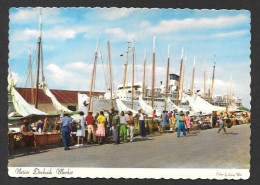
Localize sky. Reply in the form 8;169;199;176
8;8;251;109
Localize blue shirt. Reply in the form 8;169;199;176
61;116;73;127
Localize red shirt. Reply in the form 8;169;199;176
85;115;94;125
152;112;156;119
168;113;172;119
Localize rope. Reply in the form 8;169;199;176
99;45;109;90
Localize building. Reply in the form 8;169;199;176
8;87;105;114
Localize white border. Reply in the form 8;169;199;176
8;167;250;179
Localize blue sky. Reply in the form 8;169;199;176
9;8;251;108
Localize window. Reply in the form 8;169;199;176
68;105;76;111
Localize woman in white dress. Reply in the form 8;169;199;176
75;111;86;147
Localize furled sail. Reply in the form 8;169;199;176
183;93;225;114
167;97;188;112
116;98;137;114
41;82;72;113
139;94;161;116
9;86;47;117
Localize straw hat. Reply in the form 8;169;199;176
64;111;69;115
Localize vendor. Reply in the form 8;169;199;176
36;119;44;132
20;119;32;133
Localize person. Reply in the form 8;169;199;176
43;117;50;132
168;111;173;127
36;119;44;133
20;119;32;133
212;111;217;128
60;111;73;150
108;106;115;136
112;110;121;144
171;111;176;132
152;110;157;120
177;111;186;137
96;111;106;144
175;112;180;131
168;111;172;120
126;111;135;142
86;111;97;144
94;113;99;124
185;111;191;134
134;108;147;139
218;112;227;135
120;111;128;142
75;111;85;147
198;111;203;124
161;111;168;132
158;114;163;134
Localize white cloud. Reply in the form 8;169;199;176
210;30;249;38
10;8;60;23
11;28;38;41
106;27;135;41
45;62;110;91
11;25;90;42
148;14;248;34
98;8;135;20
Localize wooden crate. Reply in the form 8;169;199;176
34;134;48;147
47;133;61;145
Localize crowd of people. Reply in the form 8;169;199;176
57;107;250;151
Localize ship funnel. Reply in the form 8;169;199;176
169;73;179;92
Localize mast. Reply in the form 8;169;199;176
88;40;98;112
211;55;216;99
123;42;130;90
142;48;147;97
180;58;186;108
164;45;170;111
151;36;156;108
107;37;113;108
131;41;135;109
28;46;34;103
35;9;42;109
175;48;184;106
203;61;206;99
190;57;196;96
208;75;211;98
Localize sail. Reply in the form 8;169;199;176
183;93;225;114
183;94;202;113
116;98;137;114
10;86;47;117
139;94;161;116
166;97;188;112
41;82;72;113
193;94;225;112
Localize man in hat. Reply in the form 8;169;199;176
60;111;73;150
